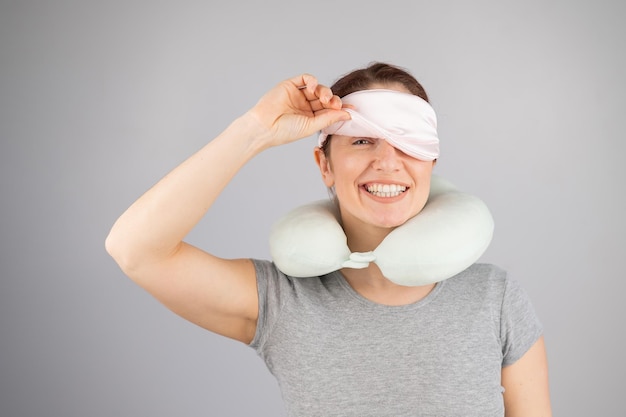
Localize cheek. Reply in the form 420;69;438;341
322;171;335;188
330;160;360;191
409;163;434;201
325;161;350;189
416;186;431;211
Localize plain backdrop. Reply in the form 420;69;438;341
1;1;624;416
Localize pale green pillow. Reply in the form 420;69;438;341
269;176;494;286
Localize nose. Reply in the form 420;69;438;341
372;140;402;172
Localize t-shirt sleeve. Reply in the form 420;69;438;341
248;259;291;352
500;275;544;367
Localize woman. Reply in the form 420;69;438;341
106;62;552;416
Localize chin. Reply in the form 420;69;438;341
338;189;427;231
375;201;427;226
367;209;415;229
380;217;412;229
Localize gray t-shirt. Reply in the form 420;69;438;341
250;260;542;417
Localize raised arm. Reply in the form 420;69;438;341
105;74;349;343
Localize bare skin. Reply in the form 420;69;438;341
105;74;349;343
106;74;551;416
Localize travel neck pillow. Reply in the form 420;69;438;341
269;175;494;286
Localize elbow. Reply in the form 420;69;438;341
104;230;121;263
105;227;142;276
105;226;175;280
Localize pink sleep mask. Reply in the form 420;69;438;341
318;89;439;161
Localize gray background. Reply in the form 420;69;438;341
1;0;624;416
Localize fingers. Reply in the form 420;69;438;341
314;107;352;130
290;74;342;111
279;73;351;135
299;74;319;96
328;95;343;110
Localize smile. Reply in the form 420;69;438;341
365;183;407;198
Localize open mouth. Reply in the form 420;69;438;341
365;183;407;198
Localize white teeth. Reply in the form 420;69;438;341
366;184;407;197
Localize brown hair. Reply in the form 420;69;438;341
321;62;430;156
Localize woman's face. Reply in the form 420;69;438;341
314;83;436;237
315;135;435;234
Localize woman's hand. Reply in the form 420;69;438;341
245;73;351;148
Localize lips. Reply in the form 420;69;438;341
365;183;407;198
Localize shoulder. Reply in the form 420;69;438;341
455;264;536;308
249;259;345;351
251;259;295;300
251;258;289;281
251;258;337;300
455;262;507;280
442;263;535;314
445;263;508;294
251;258;323;285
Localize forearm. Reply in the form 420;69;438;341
106;73;348;274
105;113;271;270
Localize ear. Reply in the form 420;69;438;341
314;147;335;187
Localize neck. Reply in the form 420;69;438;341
342;217;394;254
340;216;436;305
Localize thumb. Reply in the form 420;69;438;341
313;109;351;132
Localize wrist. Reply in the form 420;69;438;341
228;111;275;153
